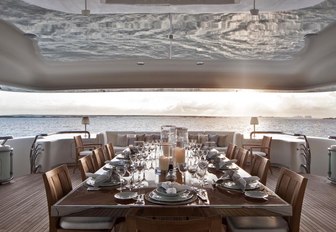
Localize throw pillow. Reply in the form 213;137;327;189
116;134;128;147
217;135;228;147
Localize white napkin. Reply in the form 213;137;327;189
85;172;110;187
216;159;237;169
232;172;247;191
105;160;124;166
231;173;260;191
207;149;220;159
160;181;191;194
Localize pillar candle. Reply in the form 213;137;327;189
175;147;185;164
159;156;169;171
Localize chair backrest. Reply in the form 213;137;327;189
226;143;237;160
104;143;115;160
235;147;249;169
249;155;270;185
126;208;223;232
42;164;72;230
78;154;96;181
93;147;106;169
275;168;308;232
261;136;272;158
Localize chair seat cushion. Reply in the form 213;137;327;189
60;216;115;230
252;151;266;157
227;216;288;232
80;150;93;156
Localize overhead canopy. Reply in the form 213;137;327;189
21;0;324;14
1;0;336;92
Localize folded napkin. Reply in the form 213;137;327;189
105;160;124;166
231;172;260;191
215;159;237;169
85;172;110;187
159;181;192;195
206;149;220;160
86;170;120;187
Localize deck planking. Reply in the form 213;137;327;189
0;167;336;232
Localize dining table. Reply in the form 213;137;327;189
51;150;292;220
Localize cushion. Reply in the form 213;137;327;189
189;134;198;143
144;134;154;142
208;134;219;146
136;134;146;142
217;135;228;147
198;134;209;145
153;134;160;141
116;134;128;147
227;216;288;232
60;216;115;230
79;150;92;156
127;134;136;145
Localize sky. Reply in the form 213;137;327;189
0;90;336;118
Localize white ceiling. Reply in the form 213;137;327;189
1;0;336;92
22;0;324;13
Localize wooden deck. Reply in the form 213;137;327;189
0;167;336;232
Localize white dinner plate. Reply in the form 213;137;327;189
155;187;187;197
148;190;194;202
219;179;260;191
114;191;138;200
244;190;268;199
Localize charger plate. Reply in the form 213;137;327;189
145;189;197;205
218;179;260;191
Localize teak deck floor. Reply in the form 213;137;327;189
0;167;336;232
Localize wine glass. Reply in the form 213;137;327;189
115;165;127;192
124;164;135;191
178;163;188;184
196;167;207;188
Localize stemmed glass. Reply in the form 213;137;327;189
134;160;146;188
187;163;198;186
115;165;127;193
197;160;208;188
123;164;135;191
178;163;188;184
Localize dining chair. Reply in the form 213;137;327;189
234;147;249;169
74;135;102;173
79;154;97;181
225;143;237;160
245;136;272;159
226;167;308;232
123;208;225;232
42;164;116;232
93;147;106;170
105;143;115;160
248;155;270;185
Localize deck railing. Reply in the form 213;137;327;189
249;131;311;174
29;130;90;174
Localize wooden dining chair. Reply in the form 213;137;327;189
93;147;106;170
226;167;308;232
248;155;270;185
74;135;102;173
225;143;237;160
234;147;249;169
42;164;116;232
124;208;225;232
104;143;115;160
78;154;97;181
246;136;272;160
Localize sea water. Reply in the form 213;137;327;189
0;116;335;138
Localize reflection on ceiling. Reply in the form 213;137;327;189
2;0;336;61
21;0;324;14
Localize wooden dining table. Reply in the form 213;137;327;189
51;155;291;219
